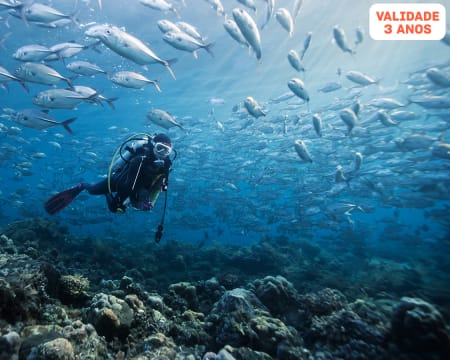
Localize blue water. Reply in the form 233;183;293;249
0;0;449;257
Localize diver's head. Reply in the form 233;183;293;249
152;133;172;159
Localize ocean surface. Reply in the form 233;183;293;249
1;0;450;316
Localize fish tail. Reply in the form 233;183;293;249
165;59;177;80
104;97;118;110
61;117;77;135
204;42;215;57
152;80;162;93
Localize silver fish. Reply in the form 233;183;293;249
66;61;107;77
85;24;176;79
13;44;54;62
237;0;256;12
294;139;312;163
275;8;294;37
0;65;28;92
17;3;76;25
71;85;118;109
288;78;309;103
292;0;303;22
333;25;355;55
33;89;88;109
261;0;275;30
162;31;214;59
157;19;181;34
339;108;358;133
300;32;312;59
312;113;322;137
409;95;450;109
426;67;450;87
346;70;378;86
223;17;248;47
377;110;398;126
139;0;180;18
14;62;72;87
110;71;161;92
232;8;261;60
146;109;184;129
11;108;76;134
287;50;304;72
244;96;266;118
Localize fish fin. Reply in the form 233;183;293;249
61;117;77;135
204;42;215;57
104;97;118;110
192;51;198;59
42;110;50;114
165;59;177;80
44;183;84;215
152;80;161;93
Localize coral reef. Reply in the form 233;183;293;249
0;218;449;359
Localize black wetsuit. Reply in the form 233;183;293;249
83;140;171;212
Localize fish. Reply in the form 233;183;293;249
223;17;248;47
32;89;88;109
14;62;72;87
14;3;77;26
369;97;408;109
376;110;398;126
426;68;450;87
288;78;310;103
10;109;76;134
85;24;176;79
354;26;364;46
294;139;313;163
110;71;161;92
237;0;257;12
139;0;180;18
0;66;29;92
162;31;214;59
339;108;358;134
318;82;342;93
333;25;355;55
13;44;54;62
312;113;322;137
396;134;436;151
260;0;275;29
232;8;261;60
409;95;450;109
66;61;107;77
275;8;294;37
353;152;363;171
44;41;99;62
292;0;303;22
287;50;304;72
244;96;266;118
204;0;225;16
176;21;206;42
346;70;378;86
157;19;181;34
300;32;312;59
326;202;364;216
70;85;118;109
146;109;184;129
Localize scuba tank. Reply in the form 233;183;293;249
111;134;152;173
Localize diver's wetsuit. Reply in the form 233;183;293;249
83;141;171;212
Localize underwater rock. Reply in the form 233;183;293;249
297;288;348;327
18;330;63;360
35;337;75;360
251;275;300;315
168;309;212;346
249;314;303;356
0;331;20;359
142;332;177;359
0;254;47;323
195;277;226;314
306;308;384;350
0;234;17;254
87;293;134;341
165;281;199;311
58;274;90;305
62;320;110;359
390;297;450;355
206;288;265;347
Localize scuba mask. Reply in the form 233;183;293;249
153;141;172;159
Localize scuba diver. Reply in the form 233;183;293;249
44;133;175;241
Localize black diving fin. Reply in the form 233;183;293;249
44;184;84;215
